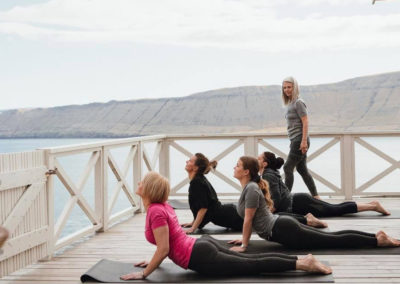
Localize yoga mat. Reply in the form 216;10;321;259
168;200;238;210
321;210;400;220
213;237;400;255
191;224;330;235
81;259;334;283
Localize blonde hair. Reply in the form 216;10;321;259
239;156;274;209
142;171;170;204
282;76;300;105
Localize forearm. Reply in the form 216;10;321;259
191;208;207;230
241;219;253;247
301;117;308;142
142;248;169;278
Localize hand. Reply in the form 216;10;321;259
299;140;308;154
120;271;145;280
181;222;193;228
227;239;242;245
184;227;195;234
134;260;149;268
230;245;247;253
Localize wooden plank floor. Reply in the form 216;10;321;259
1;197;400;284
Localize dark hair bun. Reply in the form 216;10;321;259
275;157;285;169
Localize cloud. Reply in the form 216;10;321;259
0;0;399;52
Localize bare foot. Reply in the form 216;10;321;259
313;195;321;200
306;213;328;228
370;201;390;215
377;231;400;247
298;254;332;274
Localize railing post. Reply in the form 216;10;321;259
101;148;110;231
134;142;143;212
95;148;105;232
341;134;356;200
159;139;170;181
45;151;55;259
244;136;258;157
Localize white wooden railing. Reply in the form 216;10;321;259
1;131;400;277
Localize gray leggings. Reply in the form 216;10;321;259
284;137;318;196
188;236;297;276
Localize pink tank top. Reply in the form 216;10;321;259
145;202;196;269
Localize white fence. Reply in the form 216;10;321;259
1;132;400;277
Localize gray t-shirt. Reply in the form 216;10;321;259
237;181;278;239
285;98;308;140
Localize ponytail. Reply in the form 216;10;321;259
195;153;217;175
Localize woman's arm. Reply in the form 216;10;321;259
229;208;256;252
120;225;170;280
185;208;207;234
300;115;308;154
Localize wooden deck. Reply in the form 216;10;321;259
1;197;400;284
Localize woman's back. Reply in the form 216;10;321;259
262;168;293;212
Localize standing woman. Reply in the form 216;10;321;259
120;171;332;280
181;153;243;233
282;77;319;199
229;156;399;252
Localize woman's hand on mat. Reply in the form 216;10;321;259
227;239;242;245
184;227;195;234
181;222;193;228
229;245;247;253
120;271;145;280
134;260;149;268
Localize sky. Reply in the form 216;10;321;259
0;0;399;110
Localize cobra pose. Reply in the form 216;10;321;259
258;151;390;217
120;172;332;280
228;156;399;253
181;153;327;233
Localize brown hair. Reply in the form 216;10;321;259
240;156;274;208
142;171;170;204
195;153;218;175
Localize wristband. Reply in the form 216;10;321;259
141;270;147;279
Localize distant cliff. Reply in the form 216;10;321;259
1;71;399;138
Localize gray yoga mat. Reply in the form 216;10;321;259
321;210;400;219
214;238;400;255
80;259;334;283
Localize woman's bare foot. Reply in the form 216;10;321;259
313;195;321;200
376;231;400;247
370;201;390;215
297;254;332;274
306;213;328;228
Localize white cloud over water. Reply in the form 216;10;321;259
1;0;399;52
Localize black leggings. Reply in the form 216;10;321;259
292;193;358;217
188;236;297;276
202;203;244;231
271;216;377;249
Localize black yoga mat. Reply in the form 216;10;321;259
168;200;238;210
191;223;330;235
214;238;400;255
321;210;400;219
80;259;334;283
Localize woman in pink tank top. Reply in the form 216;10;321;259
120;172;332;280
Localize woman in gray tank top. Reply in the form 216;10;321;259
282;77;319;198
229;156;400;252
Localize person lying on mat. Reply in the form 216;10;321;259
228;156;400;253
120;171;332;280
258;151;390;217
181;153;327;233
0;226;9;248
